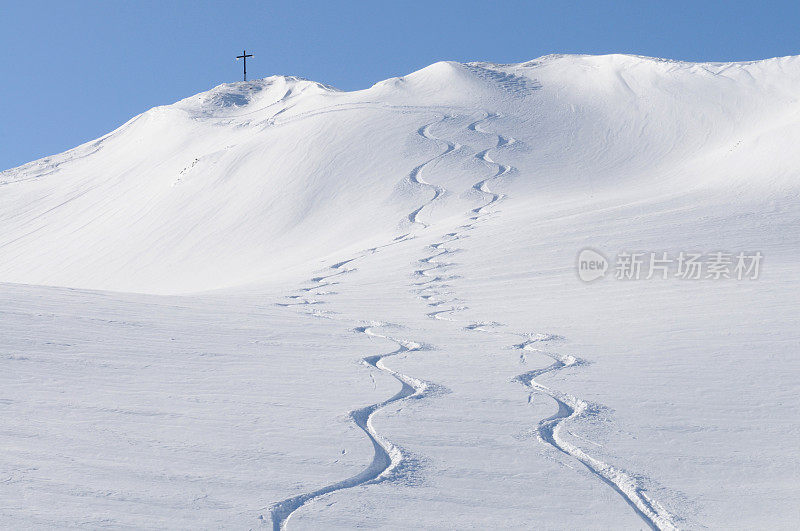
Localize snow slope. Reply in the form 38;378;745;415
1;54;799;529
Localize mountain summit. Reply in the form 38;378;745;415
2;54;799;293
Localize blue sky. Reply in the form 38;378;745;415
2;0;798;170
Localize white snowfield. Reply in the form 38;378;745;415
1;54;799;529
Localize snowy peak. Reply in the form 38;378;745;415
171;76;339;119
1;54;800;294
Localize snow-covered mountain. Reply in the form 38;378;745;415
2;55;799;529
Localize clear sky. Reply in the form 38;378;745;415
1;0;798;171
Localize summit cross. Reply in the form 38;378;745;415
235;50;253;81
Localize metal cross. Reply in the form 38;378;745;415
235;50;254;81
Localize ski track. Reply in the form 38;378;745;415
414;111;513;320
268;243;432;529
406;117;459;227
468;111;515;214
414;112;681;530
268;319;435;531
269;109;680;530
511;338;677;530
267;115;462;528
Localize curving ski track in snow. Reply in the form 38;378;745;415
272;110;679;530
413;113;680;530
268;115;463;528
269;323;433;530
468;111;516;214
413;111;517;320
414;235;465;321
406;118;458;227
511;338;678;530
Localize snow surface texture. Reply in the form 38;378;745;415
2;54;799;529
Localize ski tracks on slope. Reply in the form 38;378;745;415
268;319;442;530
268;115;462;529
468;111;516;214
414;111;514;321
269;110;680;530
406;117;460;227
268;244;440;530
413;112;682;530
511;336;678;530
